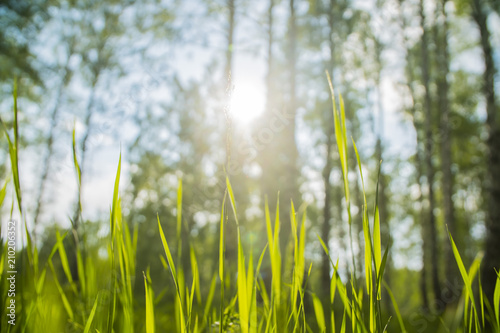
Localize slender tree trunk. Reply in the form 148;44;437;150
416;149;431;311
399;0;429;310
225;0;235;84
260;0;276;212
434;0;459;300
34;50;73;234
472;0;500;308
419;0;441;308
280;0;300;257
223;0;235;170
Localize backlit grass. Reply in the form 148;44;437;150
0;79;499;332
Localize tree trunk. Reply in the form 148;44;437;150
34;46;74;234
419;0;441;309
280;0;300;258
434;0;459;301
472;0;500;308
399;0;429;309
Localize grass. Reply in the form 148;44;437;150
1;78;499;332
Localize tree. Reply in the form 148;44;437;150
419;0;442;308
471;0;500;307
33;34;76;234
433;0;459;298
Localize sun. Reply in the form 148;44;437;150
230;80;265;125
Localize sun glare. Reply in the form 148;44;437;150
230;81;265;124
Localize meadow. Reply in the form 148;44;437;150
1;79;499;333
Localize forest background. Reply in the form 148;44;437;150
0;0;499;331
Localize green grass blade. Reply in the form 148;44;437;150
383;280;406;332
110;153;122;239
158;212;187;332
219;191;227;333
493;270;500;330
158;214;177;282
219;192;227;281
237;228;249;333
447;228;480;326
1;82;22;213
373;161;383;299
56;230;76;292
272;196;281;303
478;266;484;328
48;259;74;321
204;273;217;324
0;178;8;208
76;248;86;297
340;309;346;333
177;178;183;239
190;246;201;304
362;207;372;292
265;197;274;259
312;293;326;332
226;176;239;225
83;294;100;333
72;126;81;186
376;241;391;302
326;72;350;225
144;269;155;333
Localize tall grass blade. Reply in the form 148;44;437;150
312;293;326;332
340;309;346;333
177;178;183;240
237;229;249;333
83;294;100;333
373;162;383;299
383;281;406;332
203;274;217;325
111;153;122;239
190;246;201;304
55;230;76;293
48;259;74;321
219;191;227;333
326;72;350;225
447;228;480;328
0;178;8;208
478;266;485;328
157;214;187;331
493;270;500;330
226;176;239;225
